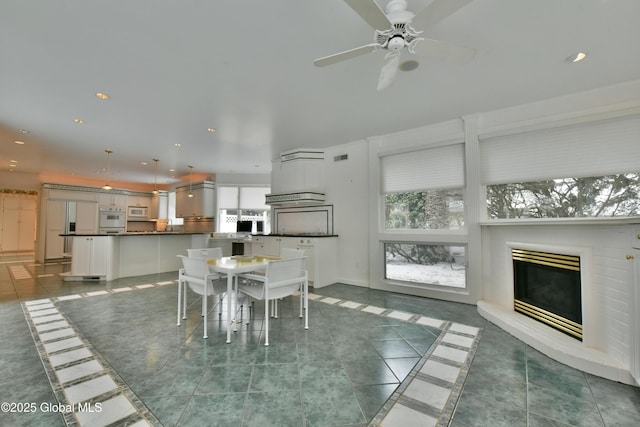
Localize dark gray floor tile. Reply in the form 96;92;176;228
528;382;604;427
302;386;367;427
353;383;397;420
177;393;245;427
343;358;400;386
453;389;527;427
372;338;420;358
195;365;253;394
249;362;299;392
243;390;304;427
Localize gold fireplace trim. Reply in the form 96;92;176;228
514;299;583;340
512;249;580;271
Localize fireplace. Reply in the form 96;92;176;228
512;249;582;341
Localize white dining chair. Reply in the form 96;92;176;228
179;248;225;320
237;257;308;346
277;247;306;317
176;255;227;339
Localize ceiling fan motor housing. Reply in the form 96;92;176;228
375;1;421;53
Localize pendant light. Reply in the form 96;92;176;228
152;158;159;195
187;165;194;198
102;149;113;190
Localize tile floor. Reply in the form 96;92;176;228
0;253;639;426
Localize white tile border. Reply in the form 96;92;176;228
20;280;177;426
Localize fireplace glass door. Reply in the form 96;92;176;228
513;249;582;340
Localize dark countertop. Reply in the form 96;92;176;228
258;234;338;238
59;232;203;237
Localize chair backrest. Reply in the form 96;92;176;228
179;255;209;280
265;257;307;290
280;247;305;259
187;247;223;259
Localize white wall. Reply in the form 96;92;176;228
323;141;370;287
0;171;40;191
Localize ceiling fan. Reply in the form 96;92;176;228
314;0;476;90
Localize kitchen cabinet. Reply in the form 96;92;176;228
75;201;98;234
127;194;151;207
48;189;97;202
67;236;111;278
44;200;66;259
98;192;127;208
632;225;640;249
251;235;337;287
0;195;37;252
44;200;97;259
175;181;215;218
252;235;296;257
632;246;640;385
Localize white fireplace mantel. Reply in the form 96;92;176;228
479;225;639;386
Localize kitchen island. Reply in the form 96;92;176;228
60;232;207;281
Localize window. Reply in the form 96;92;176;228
481;114;640;219
217;186;271;233
381;143;465;230
385;190;464;229
385;243;466;289
487;173;640;219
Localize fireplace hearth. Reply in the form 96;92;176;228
512;249;582;340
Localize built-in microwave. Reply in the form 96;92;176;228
127;206;149;220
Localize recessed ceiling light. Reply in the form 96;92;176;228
74;119;85;124
141;161;148;165
96;92;110;100
208;128;217;133
174;143;182;147
18;129;30;134
169;168;175;172
567;52;587;63
14;140;25;145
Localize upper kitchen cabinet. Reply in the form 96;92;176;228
127;193;151;208
98;192;127;208
175;181;215;218
270;149;325;195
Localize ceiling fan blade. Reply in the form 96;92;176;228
413;38;476;64
377;54;401;91
313;43;380;67
344;0;391;30
411;0;474;30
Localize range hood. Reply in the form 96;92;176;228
265;191;325;205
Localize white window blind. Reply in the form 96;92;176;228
217;186;238;209
480;114;640;185
239;187;269;210
381;143;465;193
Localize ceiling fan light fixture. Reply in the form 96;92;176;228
399;59;419;71
387;36;405;53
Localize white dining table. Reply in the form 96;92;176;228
207;255;280;343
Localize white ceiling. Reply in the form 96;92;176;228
1;0;639;186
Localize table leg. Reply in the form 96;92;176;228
226;273;234;343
